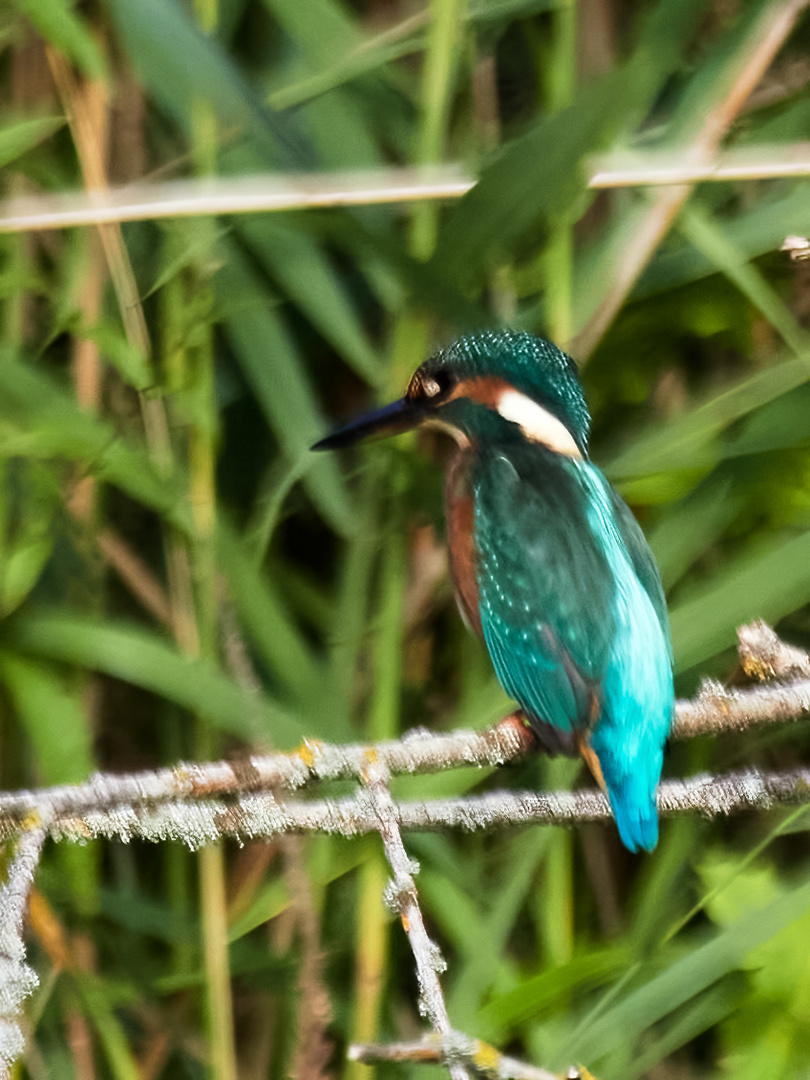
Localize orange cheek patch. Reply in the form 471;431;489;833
451;376;511;408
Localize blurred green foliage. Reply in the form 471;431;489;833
3;0;810;1076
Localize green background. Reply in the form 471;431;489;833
3;0;810;1075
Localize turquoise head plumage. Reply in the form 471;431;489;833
314;331;674;852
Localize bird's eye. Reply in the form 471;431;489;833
408;369;455;402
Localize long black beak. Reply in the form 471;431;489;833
312;396;426;451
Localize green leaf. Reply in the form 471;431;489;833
89;319;154;391
1;536;53;615
104;0;307;166
0;115;65;169
624;978;744;1080
218;243;355;535
13;0;106;81
237;217;382;385
6;612;302;744
670;527;810;672
0;651;94;784
268;28;420;112
455;828;571;1026
567;874;810;1066
678;202;810;358
573;1;799;340
647;466;746;590
76;977;141;1080
480;947;629;1032
724;383;810;459
218;519;349;736
433;0;704;285
228;834;376;941
0;353;191;531
469;0;561;20
607;353;810;480
637;183;810;298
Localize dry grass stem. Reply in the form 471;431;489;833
4;139;810;234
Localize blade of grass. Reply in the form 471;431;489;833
669;526;810;671
564;872;810;1066
218;243;355;536
606;351;810;480
678;200;810;357
104;0;309;166
0;115;65;168
6;613;300;743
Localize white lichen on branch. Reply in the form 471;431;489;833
349;1030;562;1079
1;629;809;842
2;621;810;1075
0;827;44;1071
359;753;470;1080
22;765;809;848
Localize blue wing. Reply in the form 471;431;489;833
472;445;616;740
472;444;674;851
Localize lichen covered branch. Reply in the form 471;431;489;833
359;753;469;1080
0;828;45;1070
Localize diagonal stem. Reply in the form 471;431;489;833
572;0;810;359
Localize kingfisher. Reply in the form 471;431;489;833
313;331;673;852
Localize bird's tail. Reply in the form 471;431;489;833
584;736;661;853
607;777;659;853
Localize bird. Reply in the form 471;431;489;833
313;330;673;852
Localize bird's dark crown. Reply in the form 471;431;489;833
408;331;590;452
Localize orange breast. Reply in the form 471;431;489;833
444;447;482;637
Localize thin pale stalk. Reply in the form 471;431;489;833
411;0;467;261
181;0;235;1073
349;480;407;1063
199;845;235;1080
541;1;576;345
10;142;810;234
346;855;390;1080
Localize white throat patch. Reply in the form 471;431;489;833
495;389;581;457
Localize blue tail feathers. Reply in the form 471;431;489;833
592;740;664;853
608;782;659;853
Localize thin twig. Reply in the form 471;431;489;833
5;137;810;233
0;621;805;1075
673;676;810;739
0;828;45;1071
0;720;534;824
359;754;469;1080
0;653;807;830
11;765;810;849
349;1030;561;1080
0;167;474;233
737;618;810;681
